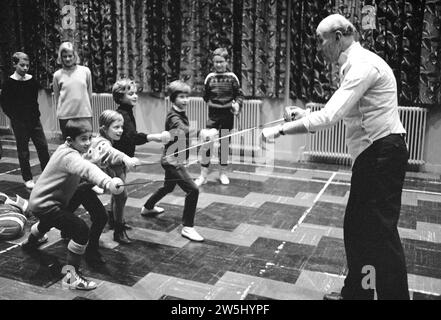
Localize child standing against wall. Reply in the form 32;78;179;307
195;48;243;187
53;42;93;139
0;52;50;189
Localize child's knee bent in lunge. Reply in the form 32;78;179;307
143;80;204;242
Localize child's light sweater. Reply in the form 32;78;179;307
28;143;112;214
84;135;129;170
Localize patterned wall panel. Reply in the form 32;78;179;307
66;0;115;92
180;0;211;93
241;0;256;96
242;0;288;98
290;0;335;103
400;0;425;105
1;0;439;106
0;0;59;89
23;0;60;89
0;0;21;86
419;0;441;106
164;0;182;85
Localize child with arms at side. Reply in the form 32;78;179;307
0;52;50;189
195;48;243;186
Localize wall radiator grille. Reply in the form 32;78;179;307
0;110;10;130
51;93;118;134
305;103;428;166
165;97;262;156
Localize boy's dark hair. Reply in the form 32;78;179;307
212;48;229;60
64;119;92;140
167;80;191;103
12;52;29;64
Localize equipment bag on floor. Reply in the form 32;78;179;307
0;193;28;241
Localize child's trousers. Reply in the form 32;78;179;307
144;164;199;227
10;118;49;182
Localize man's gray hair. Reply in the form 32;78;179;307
317;14;356;36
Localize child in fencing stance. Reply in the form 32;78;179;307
84;110;141;244
112;78;171;158
22;119;124;290
111;79;170;227
141;80;204;242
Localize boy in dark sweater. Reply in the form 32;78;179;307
112;79;170;157
141;80;204;242
0;52;50;189
110;79;170;233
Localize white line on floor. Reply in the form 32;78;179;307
292;172;338;232
234;169;441;197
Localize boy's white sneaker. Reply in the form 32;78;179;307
219;173;230;185
181;227;204;242
24;180;35;189
194;175;208;187
141;206;164;216
62;269;97;291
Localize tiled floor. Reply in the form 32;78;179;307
1;134;441;300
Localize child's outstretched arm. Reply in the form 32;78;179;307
120;111;148;146
65;153;110;188
65;151;124;195
85;139;140;172
146;131;171;144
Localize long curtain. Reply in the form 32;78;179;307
0;0;440;107
419;0;441;105
0;0;59;89
290;0;337;103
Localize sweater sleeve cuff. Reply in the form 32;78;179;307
301;109;315;133
101;177;112;191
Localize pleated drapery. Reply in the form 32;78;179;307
0;0;439;107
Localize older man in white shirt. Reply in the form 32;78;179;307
264;14;409;300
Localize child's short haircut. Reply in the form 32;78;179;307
99;110;124;137
112;79;136;104
57;41;81;65
65;119;92;140
12;52;29;64
212;48;229;60
167;80;191;103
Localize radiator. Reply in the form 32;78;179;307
165;97;262;157
0;110;10;130
304;103;427;166
52;93;117;133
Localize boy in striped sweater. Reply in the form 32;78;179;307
195;48;244;186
